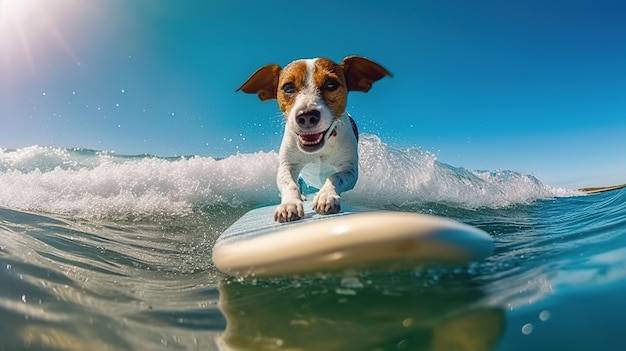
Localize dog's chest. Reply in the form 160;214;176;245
299;155;338;189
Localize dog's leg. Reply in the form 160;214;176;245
274;162;305;222
313;164;358;215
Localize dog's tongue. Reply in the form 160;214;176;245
300;132;323;142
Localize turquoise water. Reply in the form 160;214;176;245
0;142;624;350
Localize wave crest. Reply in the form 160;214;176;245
0;137;569;217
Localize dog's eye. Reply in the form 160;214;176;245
282;83;296;94
323;79;339;91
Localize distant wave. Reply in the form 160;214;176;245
0;136;573;218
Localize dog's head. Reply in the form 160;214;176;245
238;56;391;153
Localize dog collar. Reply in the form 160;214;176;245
325;119;340;141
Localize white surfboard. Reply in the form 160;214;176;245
212;202;494;277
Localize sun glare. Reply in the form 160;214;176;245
0;0;39;30
0;0;77;73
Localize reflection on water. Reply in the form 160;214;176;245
0;206;238;350
1;189;626;350
218;272;504;351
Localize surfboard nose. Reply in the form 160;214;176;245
212;204;494;277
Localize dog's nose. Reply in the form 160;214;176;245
296;109;321;129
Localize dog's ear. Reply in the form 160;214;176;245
237;64;281;101
341;56;392;92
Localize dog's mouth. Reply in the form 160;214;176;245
296;127;331;153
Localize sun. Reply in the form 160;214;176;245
0;0;77;73
0;0;36;24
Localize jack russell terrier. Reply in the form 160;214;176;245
238;56;391;222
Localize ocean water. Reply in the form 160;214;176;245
0;136;624;350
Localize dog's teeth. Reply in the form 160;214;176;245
298;131;325;146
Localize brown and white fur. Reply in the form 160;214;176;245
238;56;391;222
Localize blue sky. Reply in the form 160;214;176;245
1;0;625;187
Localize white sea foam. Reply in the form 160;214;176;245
0;136;570;218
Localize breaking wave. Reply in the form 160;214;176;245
0;135;571;218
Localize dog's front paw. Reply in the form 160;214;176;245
274;199;304;223
313;190;341;215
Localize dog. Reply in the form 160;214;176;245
238;56;391;222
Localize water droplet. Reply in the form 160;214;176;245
340;276;364;289
397;339;409;349
539;310;551;321
42;92;46;96
335;288;356;296
522;323;534;335
290;319;310;326
115;103;120;107
121;89;125;94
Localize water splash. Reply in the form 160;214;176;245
0;136;571;218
